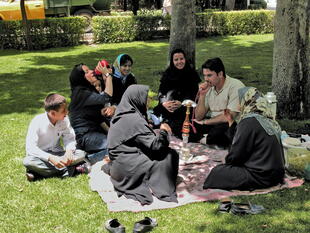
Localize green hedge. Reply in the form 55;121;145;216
92;16;136;43
197;10;274;36
0;17;86;50
93;10;274;43
92;15;170;43
0;10;275;49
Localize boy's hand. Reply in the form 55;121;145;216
48;155;66;168
63;150;74;166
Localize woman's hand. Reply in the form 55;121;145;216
96;61;110;77
162;100;181;112
172;100;182;111
160;123;172;134
101;106;116;117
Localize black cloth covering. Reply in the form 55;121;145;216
107;84;179;205
96;70;136;105
111;70;137;105
153;49;200;141
203;117;285;190
68;64;111;153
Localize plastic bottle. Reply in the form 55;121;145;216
265;92;277;120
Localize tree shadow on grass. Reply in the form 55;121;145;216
192;183;310;233
0;35;274;115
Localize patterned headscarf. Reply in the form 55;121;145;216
238;87;282;143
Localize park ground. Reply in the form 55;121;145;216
0;34;309;233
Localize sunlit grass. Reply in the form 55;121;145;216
0;34;309;233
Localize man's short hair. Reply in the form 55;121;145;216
44;93;66;112
201;57;226;77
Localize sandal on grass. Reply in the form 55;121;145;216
230;202;265;215
218;201;232;213
133;217;157;233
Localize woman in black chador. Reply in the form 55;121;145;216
153;48;201;141
203;87;285;190
69;63;113;154
107;84;179;205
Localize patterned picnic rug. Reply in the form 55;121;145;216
89;136;304;212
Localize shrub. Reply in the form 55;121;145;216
93;10;274;43
0;17;86;50
249;0;267;9
197;10;274;36
92;15;170;42
135;15;170;40
110;11;134;16
92;16;137;43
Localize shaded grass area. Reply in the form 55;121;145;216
1;34;309;233
0;34;273;115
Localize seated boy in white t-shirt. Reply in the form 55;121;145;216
23;93;88;181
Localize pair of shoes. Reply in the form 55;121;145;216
217;200;264;215
105;219;125;233
218;200;232;213
133;217;157;233
104;217;157;233
230;202;265;215
26;172;35;182
75;162;91;174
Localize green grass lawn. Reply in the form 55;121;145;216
0;34;309;233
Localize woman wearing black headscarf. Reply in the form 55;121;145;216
107;84;179;205
203;87;285;190
69;63;113;154
153;48;201;141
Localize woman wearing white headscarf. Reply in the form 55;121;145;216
203;87;285;190
111;54;137;105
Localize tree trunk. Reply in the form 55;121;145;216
235;0;247;10
132;0;140;15
155;0;162;9
169;0;196;67
225;0;235;10
272;0;310;119
20;0;32;50
123;0;128;11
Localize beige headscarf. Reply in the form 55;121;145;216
238;87;282;143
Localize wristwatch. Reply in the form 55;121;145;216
104;73;112;77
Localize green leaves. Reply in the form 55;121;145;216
0;17;87;50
